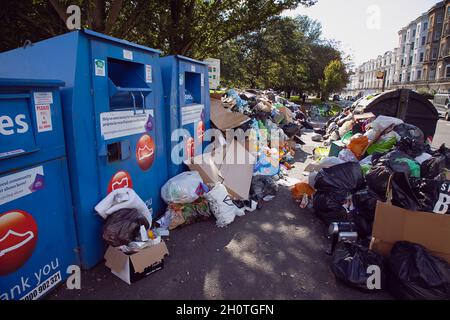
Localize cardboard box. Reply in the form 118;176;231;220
370;201;450;264
188;139;255;200
104;241;169;285
210;98;251;131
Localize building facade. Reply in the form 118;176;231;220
346;1;450;95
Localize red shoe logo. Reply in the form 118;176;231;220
197;121;205;143
0;210;38;275
136;134;155;171
108;171;133;193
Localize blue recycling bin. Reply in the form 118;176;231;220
0;79;79;300
160;55;211;178
0;30;169;269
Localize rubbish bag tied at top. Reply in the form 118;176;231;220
387;241;450;300
331;241;385;291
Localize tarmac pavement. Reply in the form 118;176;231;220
50;120;450;300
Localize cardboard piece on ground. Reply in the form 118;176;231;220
105;241;169;285
210;93;223;100
210;98;251;131
370;201;450;264
220;140;256;200
188;140;255;200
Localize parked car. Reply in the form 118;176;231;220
432;93;450;121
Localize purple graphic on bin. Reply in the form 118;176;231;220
145;114;154;132
29;174;45;192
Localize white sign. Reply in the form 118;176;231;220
181;104;204;126
179;73;184;86
191;65;196;72
0;166;44;206
201;74;205;87
123;50;133;60
94;59;106;77
100;110;154;140
204;58;221;90
33;92;53;105
145;65;152;83
35;105;53;133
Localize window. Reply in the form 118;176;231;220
446;65;450;78
417;70;422;80
424;22;428;30
409;56;413;65
399;74;403;82
432;48;438;59
434;31;440;41
420;52;424;62
413;30;416;37
422;36;426;46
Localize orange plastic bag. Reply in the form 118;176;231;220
348;136;369;160
291;183;315;201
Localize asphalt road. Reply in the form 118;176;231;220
50;120;450;300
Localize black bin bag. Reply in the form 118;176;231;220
315;162;365;193
387;242;450;300
313;192;348;224
331;241;385;291
313;163;365;225
102;208;150;247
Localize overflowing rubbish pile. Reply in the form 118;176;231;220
290;103;450;299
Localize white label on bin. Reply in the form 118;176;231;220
0;166;44;206
201;74;205;87
123;50;133;60
100;110;154;140
191;65;195;72
94;59;106;77
33;92;53;105
181;104;204;126
35;105;53;133
179;73;184;86
145;65;152;83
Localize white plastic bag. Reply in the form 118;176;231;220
415;153;432;165
161;171;203;204
94;188;152;226
370;116;403;132
338;149;358;163
319;156;345;167
205;183;244;228
359;155;373;166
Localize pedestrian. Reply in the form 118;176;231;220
302;93;306;104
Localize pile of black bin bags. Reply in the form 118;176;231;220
311;121;450;299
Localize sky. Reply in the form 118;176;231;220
284;0;439;67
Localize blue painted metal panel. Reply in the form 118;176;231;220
0;30;168;269
0;81;78;300
160;55;211;178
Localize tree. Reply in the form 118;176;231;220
320;59;349;100
0;0;317;56
218;16;310;93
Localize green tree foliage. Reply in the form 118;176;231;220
0;0;316;57
219;15;348;96
320;59;349;100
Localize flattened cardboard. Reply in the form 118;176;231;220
210;98;250;131
371;201;450;263
220;140;256;199
188;140;255;200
